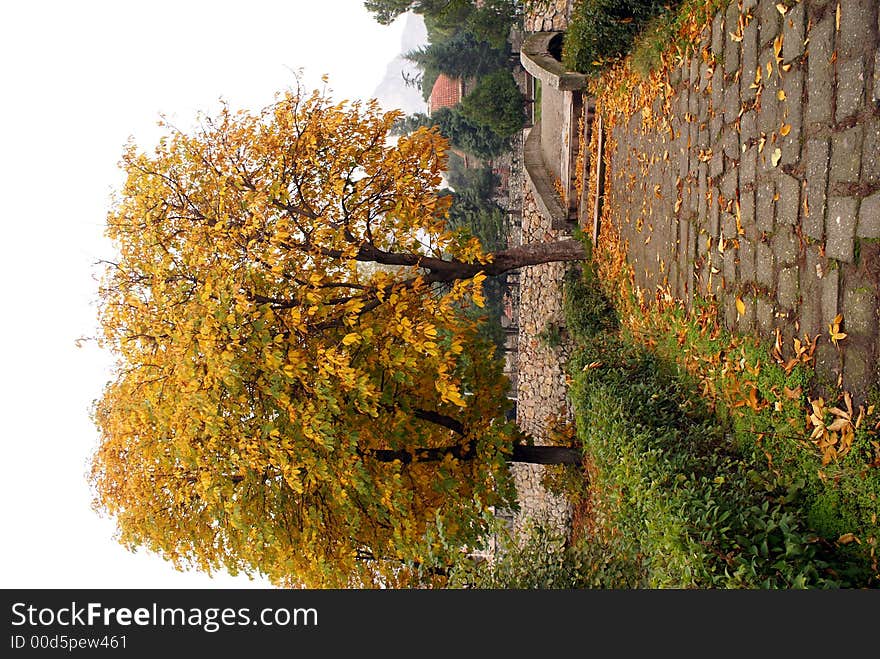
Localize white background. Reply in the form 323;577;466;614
0;0;422;589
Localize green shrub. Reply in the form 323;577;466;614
562;0;675;76
568;335;853;587
446;519;642;588
431;106;511;159
562;261;617;342
460;70;526;138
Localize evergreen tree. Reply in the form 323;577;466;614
405;30;508;80
460;70;525;138
431;106;510;159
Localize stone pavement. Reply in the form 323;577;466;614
603;0;880;402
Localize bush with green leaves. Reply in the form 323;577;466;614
439;165;509;352
432;106;511;158
562;260;617;341
444;519;640;588
562;0;675;76
463;0;520;49
460;70;526;139
538;322;564;349
389;107;510;159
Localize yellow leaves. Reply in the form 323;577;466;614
776;90;787;102
770;328;817;375
199;470;213;492
283;465;304;495
744;386;763;412
773;34;784;70
808;397;828;437
776;2;788;14
771;148;782;168
807;391;859;464
828;313;847;347
837;533;859;545
780;123;792;137
91;81;565;588
443;388;467;408
735;296;746;317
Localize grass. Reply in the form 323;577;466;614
562;0;730;79
629;0;728;77
445;253;877;588
451;254;877;588
532;78;541;124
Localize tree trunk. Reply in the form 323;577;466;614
361;444;581;466
361;238;586;283
485;239;587;276
510;445;582;465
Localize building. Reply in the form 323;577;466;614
427;73;463;115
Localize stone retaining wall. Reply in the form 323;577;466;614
510;179;575;537
524;0;570;32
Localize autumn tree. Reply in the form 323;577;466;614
90;85;586;588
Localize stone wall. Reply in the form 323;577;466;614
524;0;571;32
510;180;575;537
499;0;578;544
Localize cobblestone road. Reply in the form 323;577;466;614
604;0;880;402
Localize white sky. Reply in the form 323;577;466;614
0;0;422;589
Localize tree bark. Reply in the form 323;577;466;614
359;238;587;283
485;239;587;276
510;445;581;465
360;444;581;466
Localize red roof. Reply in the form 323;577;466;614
429;74;461;115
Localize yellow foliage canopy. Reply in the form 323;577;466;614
91;86;521;587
